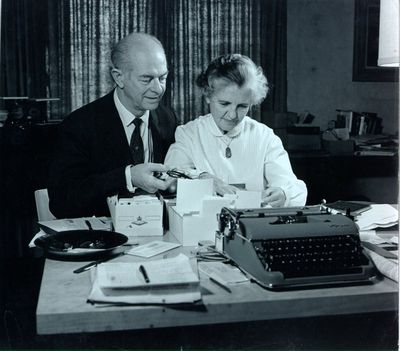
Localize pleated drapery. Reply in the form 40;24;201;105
165;0;264;122
1;0;287;123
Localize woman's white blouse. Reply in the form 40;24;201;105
165;114;307;206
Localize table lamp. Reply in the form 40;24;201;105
378;0;399;67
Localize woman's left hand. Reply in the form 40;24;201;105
262;187;286;207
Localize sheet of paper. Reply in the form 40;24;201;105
97;253;199;288
31;217;112;247
356;204;398;231
364;248;398;282
39;217;111;233
125;240;181;258
176;178;213;213
200;196;232;217
359;230;388;244
235;190;262;209
199;262;249;284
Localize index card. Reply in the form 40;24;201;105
200;196;232;217
235;190;262;209
176;178;213;213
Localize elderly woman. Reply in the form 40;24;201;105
165;54;307;207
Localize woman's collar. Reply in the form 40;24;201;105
208;114;245;138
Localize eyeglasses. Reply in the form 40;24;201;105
154;169;192;180
166;169;192;179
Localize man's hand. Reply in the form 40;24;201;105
130;163;174;193
199;172;237;196
262;187;286;207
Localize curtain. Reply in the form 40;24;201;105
165;0;264;122
260;0;288;114
0;0;49;97
1;0;287;123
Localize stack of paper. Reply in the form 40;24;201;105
88;253;201;304
355;204;398;231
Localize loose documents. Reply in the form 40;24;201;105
355;204;398;231
199;261;249;285
88;253;201;304
364;248;398;282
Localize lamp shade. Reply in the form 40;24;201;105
378;0;399;67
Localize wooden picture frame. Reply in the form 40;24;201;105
353;0;398;82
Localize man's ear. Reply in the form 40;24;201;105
110;67;124;88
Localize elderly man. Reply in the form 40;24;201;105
48;33;178;218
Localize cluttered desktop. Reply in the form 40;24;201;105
31;177;398;338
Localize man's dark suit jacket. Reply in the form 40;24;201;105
48;91;178;218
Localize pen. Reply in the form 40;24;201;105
73;252;125;274
209;276;232;293
139;265;150;283
85;220;93;230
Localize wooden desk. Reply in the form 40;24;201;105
36;245;398;336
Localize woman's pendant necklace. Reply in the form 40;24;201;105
225;146;232;158
222;135;235;158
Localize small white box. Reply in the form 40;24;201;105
166;197;231;246
107;194;163;239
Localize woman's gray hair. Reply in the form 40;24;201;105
196;54;269;105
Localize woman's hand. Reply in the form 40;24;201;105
199;172;237;196
262;187;286;207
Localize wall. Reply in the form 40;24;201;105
287;0;399;133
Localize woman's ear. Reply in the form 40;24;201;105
205;96;211;104
110;68;124;89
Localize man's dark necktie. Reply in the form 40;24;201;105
130;118;144;165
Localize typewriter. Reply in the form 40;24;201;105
217;206;377;290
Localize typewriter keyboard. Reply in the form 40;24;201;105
253;235;367;278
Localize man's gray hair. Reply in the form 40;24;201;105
111;32;165;70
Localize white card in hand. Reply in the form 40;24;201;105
235;190;262;209
176;178;213;213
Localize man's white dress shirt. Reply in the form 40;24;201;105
114;90;153;192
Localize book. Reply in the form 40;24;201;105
326;200;371;216
354;150;396;156
88;253;201;304
358;115;365;135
